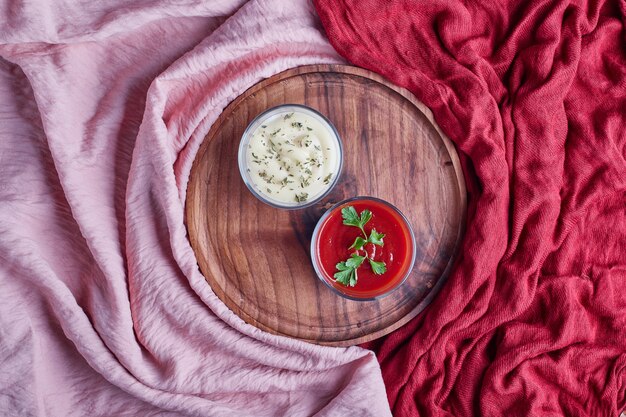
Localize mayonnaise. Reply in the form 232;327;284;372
244;109;341;205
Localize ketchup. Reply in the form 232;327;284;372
313;198;415;299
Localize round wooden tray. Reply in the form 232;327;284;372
186;65;466;346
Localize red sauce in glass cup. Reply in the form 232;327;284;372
311;197;416;300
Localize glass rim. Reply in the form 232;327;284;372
237;104;344;210
310;196;417;301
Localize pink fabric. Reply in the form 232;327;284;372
0;1;392;416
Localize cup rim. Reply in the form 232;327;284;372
310;196;417;301
237;104;344;210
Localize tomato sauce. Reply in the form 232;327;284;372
313;198;415;299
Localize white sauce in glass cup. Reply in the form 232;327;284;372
238;105;343;209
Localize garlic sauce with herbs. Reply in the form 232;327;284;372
245;111;340;204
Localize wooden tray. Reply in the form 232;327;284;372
186;65;466;346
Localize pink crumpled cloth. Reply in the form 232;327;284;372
0;1;392;416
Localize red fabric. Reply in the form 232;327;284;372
314;0;626;415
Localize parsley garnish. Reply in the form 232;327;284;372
334;254;365;286
369;260;386;275
349;236;367;251
368;229;385;246
341;206;372;236
333;206;387;287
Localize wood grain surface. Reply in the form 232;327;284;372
186;65;466;346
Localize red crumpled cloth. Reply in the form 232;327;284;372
315;0;626;415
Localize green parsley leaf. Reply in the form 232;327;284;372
334;255;364;287
359;209;372;226
368;259;387;275
345;254;365;269
334;265;356;286
349;271;357;286
368;228;385;246
335;261;349;270
341;206;372;236
349;236;367;251
341;206;361;227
